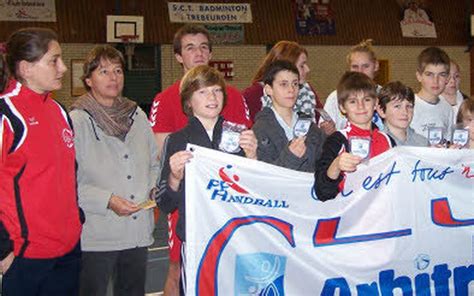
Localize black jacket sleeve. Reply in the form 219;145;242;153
0;112;13;260
313;132;347;202
154;134;184;214
0;221;13;260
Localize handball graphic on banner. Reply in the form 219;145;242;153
184;145;473;295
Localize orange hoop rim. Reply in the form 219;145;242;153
118;34;139;43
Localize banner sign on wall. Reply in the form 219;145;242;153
185;145;473;295
294;0;335;35
204;24;244;44
0;0;56;22
168;2;252;23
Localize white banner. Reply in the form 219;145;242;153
0;0;56;22
168;2;252;23
185;145;473;295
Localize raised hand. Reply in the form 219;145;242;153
239;130;258;159
168;151;193;191
288;137;307;158
327;152;362;180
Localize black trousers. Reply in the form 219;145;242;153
2;242;81;296
79;247;148;296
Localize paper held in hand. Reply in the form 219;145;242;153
138;199;157;210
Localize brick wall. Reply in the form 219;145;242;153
160;44;470;104
55;43;470;109
54;43;98;108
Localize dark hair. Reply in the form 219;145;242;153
0;56;8;93
180;65;226;116
417;47;450;73
337;71;376;106
81;45;125;91
456;98;474;125
173;24;212;55
263;60;299;86
377;81;415;113
253;41;307;83
5;27;58;81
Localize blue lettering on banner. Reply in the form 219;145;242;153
362;161;401;191
206;179;229;191
336;159;460;200
320;263;474;296
207;179;289;209
411;160;454;182
341;189;354;197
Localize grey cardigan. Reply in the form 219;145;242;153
70;107;160;251
252;107;326;172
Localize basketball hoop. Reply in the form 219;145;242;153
119;35;139;70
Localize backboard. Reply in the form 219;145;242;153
107;15;144;43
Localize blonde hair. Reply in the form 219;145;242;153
346;39;377;65
180;65;227;116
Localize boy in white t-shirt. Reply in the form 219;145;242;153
410;47;453;141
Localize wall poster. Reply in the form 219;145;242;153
294;0;335;36
398;0;437;38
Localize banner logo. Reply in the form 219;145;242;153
235;253;286;296
414;254;430;271
62;128;74;148
206;165;290;209
219;165;248;194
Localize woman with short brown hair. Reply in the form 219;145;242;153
70;44;160;296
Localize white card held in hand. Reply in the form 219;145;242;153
349;137;371;160
219;130;241;153
452;128;469;147
428;127;444;146
219;121;246;153
293;118;312;137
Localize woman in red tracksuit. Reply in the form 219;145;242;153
0;28;82;296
